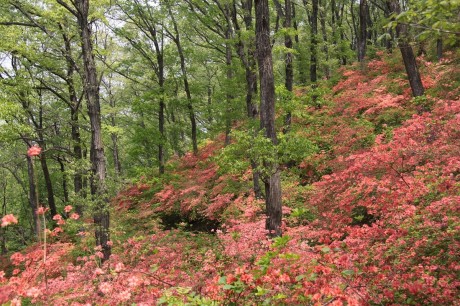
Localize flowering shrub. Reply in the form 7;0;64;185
1;53;459;305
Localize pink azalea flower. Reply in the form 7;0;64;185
64;205;73;213
1;214;18;227
36;207;48;215
70;213;80;220
27;145;42;157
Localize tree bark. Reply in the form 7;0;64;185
255;0;282;237
436;38;443;61
232;0;262;199
167;6;198;156
319;0;330;79
57;157;69;203
358;0;368;62
310;0;318;83
284;0;294;131
62;0;111;260
224;4;234;146
388;0;424;97
27;155;40;238
39;150;57;217
62;26;84;210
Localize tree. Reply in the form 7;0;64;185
255;0;282;237
387;0;424;97
57;0;111;260
358;0;368;62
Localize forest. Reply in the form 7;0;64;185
0;0;459;305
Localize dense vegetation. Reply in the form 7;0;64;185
0;0;459;305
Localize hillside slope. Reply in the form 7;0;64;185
1;52;459;305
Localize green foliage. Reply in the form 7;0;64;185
413;95;435;114
278;132;318;166
158;287;218;305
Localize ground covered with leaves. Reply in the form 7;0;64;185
1;52;459;305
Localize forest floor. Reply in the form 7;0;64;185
1;51;460;305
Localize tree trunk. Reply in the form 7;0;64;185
358;0;368;62
310;0;318;83
106;78;122;175
388;0;424;97
62;26;84;211
167;5;198;155
70;108;84;214
224;6;234;146
39;150;57;217
319;0;330;79
71;0;110;260
57;157;69;203
255;0;282;237
233;0;262;199
436;38;443;61
27;155;40;238
284;0;294;131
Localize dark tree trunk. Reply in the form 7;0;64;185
167;5;198;155
39;150;57;217
159;94;165;175
388;0;424;97
62;26;84;211
57;157;69;203
106;78;122;175
284;0;294;131
358;0;368;62
27;155;39;238
70;108;84;214
350;0;358;51
255;0;282;237
436;38;443;61
310;0;318;83
224;4;234;146
207;83;213;123
319;0;330;79
233;0;262;199
60;0;111;260
295;1;307;84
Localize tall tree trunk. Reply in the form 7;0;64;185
284;0;294;131
224;5;234;146
358;0;368;62
319;0;330;79
27;155;40;238
388;0;424;97
255;0;282;237
62;24;84;212
310;0;318;83
106;78;122;175
39;150;57;217
57;157;69;203
233;0;262;199
60;0;111;260
70;108;84;214
168;10;198;156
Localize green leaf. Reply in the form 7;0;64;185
341;269;354;276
